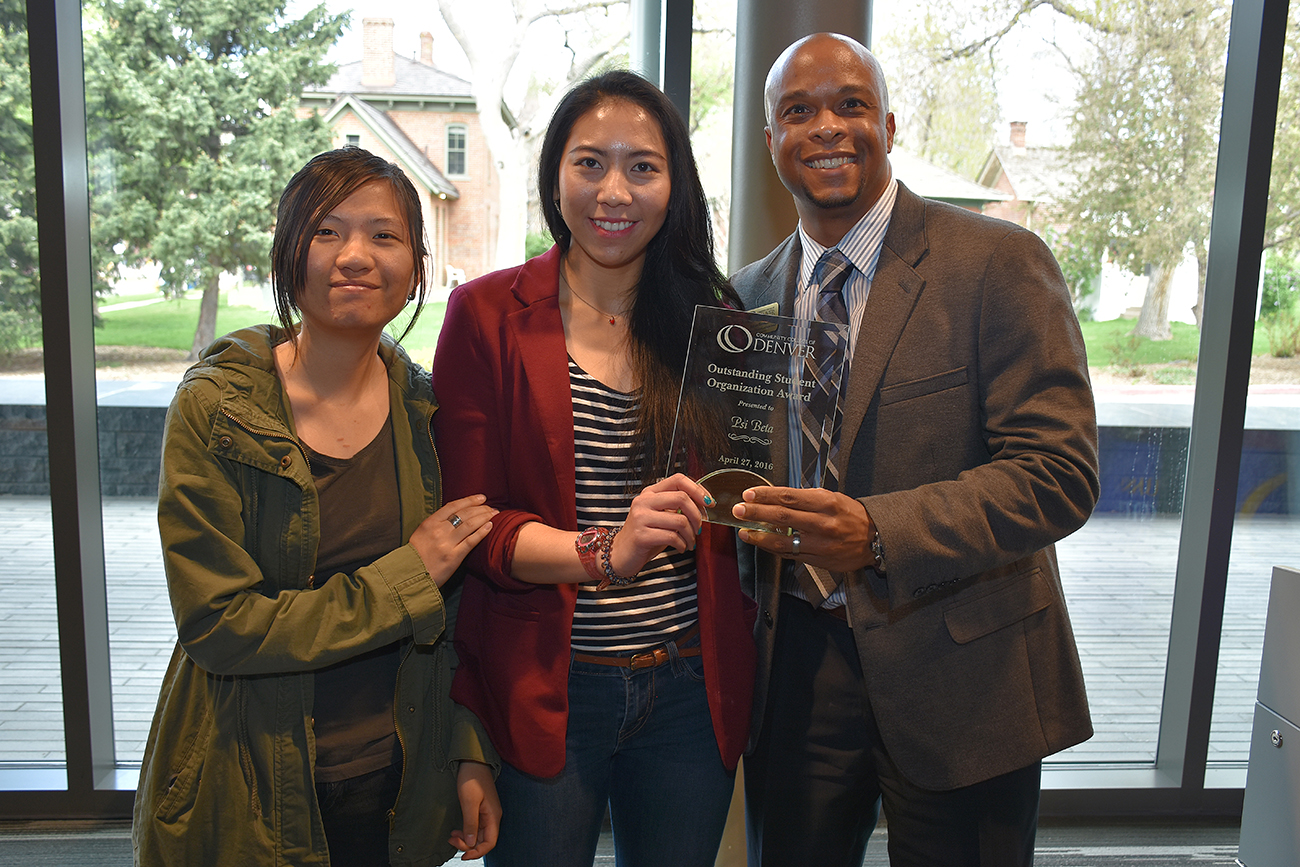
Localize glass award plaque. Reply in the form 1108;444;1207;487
667;305;849;531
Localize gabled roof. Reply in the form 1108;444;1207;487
306;54;475;106
977;145;1075;204
322;95;460;200
890;147;1010;207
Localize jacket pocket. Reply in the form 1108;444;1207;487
484;589;543;622
942;567;1054;644
879;366;969;406
154;700;214;824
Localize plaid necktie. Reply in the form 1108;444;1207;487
800;249;852;492
798;249;852;603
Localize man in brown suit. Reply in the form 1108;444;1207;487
730;33;1099;866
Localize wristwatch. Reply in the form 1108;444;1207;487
871;530;886;573
576;526;610;583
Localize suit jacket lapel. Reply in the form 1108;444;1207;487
757;236;801;491
748;234;801;315
506;249;578;521
836;184;928;472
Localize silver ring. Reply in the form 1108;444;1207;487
448;514;463;528
791;531;801;555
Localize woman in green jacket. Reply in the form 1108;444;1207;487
134;148;500;866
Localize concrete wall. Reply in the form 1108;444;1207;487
0;404;165;497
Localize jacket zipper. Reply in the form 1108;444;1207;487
389;404;440;842
219;407;313;476
217;407;310;823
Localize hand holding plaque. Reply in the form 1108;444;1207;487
667;306;849;532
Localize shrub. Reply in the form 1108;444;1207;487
1263;310;1300;358
0;310;38;359
1261;250;1300;357
1261;249;1300;316
525;230;554;260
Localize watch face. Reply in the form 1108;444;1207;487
576;527;602;551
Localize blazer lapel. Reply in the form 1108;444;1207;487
758;236;800;492
506;250;579;520
747;234;801;315
836;185;928;469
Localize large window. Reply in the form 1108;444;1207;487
2;0;1295;820
0;0;66;771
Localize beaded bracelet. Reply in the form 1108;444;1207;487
574;525;636;591
596;526;637;591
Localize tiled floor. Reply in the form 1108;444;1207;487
0;498;1295;768
0;817;1249;866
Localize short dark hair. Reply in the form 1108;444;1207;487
271;147;429;343
537;71;741;485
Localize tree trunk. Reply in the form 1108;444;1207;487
1132;263;1174;340
1192;244;1208;328
493;142;529;269
188;272;221;360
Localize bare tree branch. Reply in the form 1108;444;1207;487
940;0;1123;62
528;0;625;26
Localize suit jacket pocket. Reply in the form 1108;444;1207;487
942;567;1054;644
484;587;543;622
879;366;968;407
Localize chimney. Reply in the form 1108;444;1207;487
362;18;396;87
420;32;434;66
1009;121;1028;151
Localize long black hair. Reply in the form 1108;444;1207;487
538;70;741;485
271;147;429;345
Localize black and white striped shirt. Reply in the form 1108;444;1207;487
568;359;699;652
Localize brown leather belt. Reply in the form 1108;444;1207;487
821;605;848;622
574;623;701;671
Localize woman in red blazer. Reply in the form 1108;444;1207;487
432;71;756;867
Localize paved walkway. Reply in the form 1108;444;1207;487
0;497;1295;766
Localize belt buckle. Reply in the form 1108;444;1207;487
628;648;666;671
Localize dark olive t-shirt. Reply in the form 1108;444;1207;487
305;414;403;783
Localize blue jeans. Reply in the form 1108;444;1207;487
487;639;735;867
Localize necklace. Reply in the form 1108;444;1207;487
560;269;622;326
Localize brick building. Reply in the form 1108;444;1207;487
976;121;1074;235
300;19;499;298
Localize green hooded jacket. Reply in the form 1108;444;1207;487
133;325;497;866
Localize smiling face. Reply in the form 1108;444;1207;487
765;34;895;247
556;99;672;283
298;180;416;340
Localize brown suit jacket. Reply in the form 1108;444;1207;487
731;182;1099;790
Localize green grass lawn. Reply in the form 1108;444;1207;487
95;293;447;365
94;291;1286;374
1077;317;1288;368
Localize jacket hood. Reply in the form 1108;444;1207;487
189;324;434;433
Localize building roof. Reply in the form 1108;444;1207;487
306;54;476;106
977;145;1075;204
890;147;1010;208
322;94;460;200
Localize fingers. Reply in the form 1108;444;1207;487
654;472;715;512
409;494;498;585
734;487;876;573
450;761;500;859
432;494;497;532
731;486;828;533
605;475;717;577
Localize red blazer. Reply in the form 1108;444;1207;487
432;245;757;777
